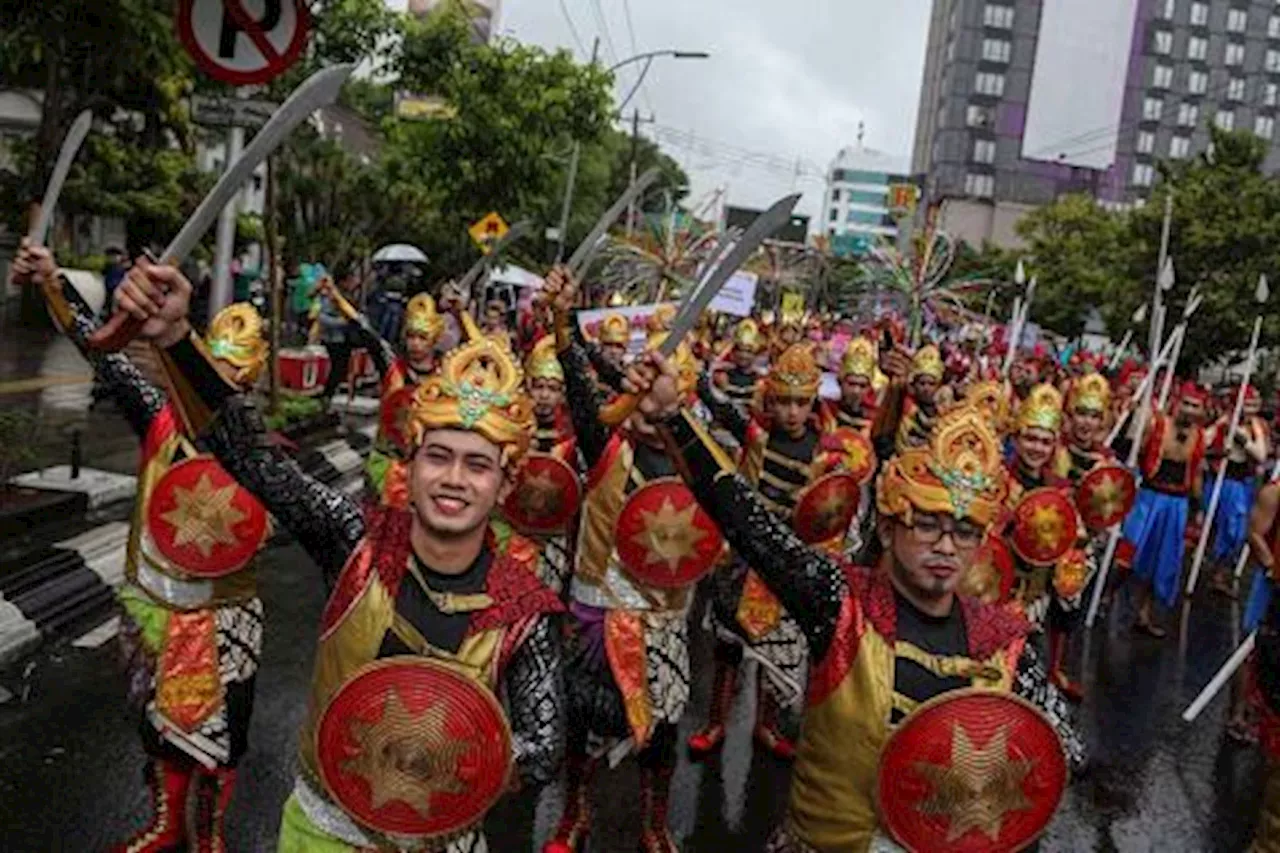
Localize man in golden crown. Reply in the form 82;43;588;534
531;268;718;853
508;335;582;595
1057;373;1117;482
1205;384;1271;597
109;262;567;852
712;317;767;416
325;289;448;508
625;356;1081;852
820;336;879;437
895;344;944;452
689;342;852;761
993;384;1097;700
14;241;278;852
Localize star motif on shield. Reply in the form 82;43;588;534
1088;472;1122;521
629;497;709;574
158;473;246;559
1029;504;1065;551
341;687;470;816
814;489;851;536
518;469;563;518
914;722;1034;842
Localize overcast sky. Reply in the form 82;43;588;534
385;0;932;222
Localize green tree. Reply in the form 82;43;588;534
1014;193;1144;340
388;10;613;274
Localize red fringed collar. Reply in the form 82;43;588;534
850;565;1029;661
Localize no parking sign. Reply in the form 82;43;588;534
177;0;310;86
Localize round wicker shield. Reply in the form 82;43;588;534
146;456;268;578
877;688;1068;853
1074;463;1137;530
793;471;861;545
615;478;724;589
1008;487;1078;568
503;454;581;535
315;657;512;842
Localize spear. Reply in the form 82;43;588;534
1157;287;1202;409
1186;274;1269;596
1109;303;1149;371
1001;261;1030;376
1151;255;1176;356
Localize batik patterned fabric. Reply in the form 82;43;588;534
117;583;263;767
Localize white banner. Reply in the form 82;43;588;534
708;270;758;317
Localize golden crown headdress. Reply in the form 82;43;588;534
910;344;944;382
966;379;1011;433
840;336;877;379
405;293;445;342
598;313;630;345
525;335;564;384
733;318;767;354
766;343;822;400
1015;383;1063;433
646;331;698;397
1066;373;1110;414
877;404;1009;527
206;303;268;389
647;304;677;334
409;337;534;469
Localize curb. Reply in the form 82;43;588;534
0;431;371;668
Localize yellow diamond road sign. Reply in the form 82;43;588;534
469;212;509;254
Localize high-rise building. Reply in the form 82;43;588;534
911;0;1280;247
823;141;914;258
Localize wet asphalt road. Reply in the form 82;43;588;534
0;536;1269;853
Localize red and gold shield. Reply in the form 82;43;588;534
960;534;1016;604
877;689;1068;853
615;478;724;589
316;658;512;841
793;471;861;545
146;457;268;578
1009;487;1078;568
503;454;581;536
379;386;418;455
1075;464;1136;530
819;427;876;485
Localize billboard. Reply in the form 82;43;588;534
1021;0;1139;170
724;206;809;245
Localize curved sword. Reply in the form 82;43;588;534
88;64;355;352
567;167;660;279
29;110;93;246
598;192;802;426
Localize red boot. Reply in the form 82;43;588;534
1048;629;1084;703
638;761;677;853
753;690;796;760
191;768;237;853
542;751;595;853
687;658;737;757
111;759;194;853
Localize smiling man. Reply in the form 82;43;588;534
626;353;1081;852
110;263;565;853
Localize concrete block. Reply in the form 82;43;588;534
11;466;136;509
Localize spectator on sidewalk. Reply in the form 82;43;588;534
318;267;360;404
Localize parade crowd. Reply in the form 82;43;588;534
11;233;1280;853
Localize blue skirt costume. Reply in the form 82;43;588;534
1208;477;1255;564
1121;486;1188;608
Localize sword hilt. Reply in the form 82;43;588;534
599;392;640;427
87;250;165;352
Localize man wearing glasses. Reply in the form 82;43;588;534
625;354;1082;852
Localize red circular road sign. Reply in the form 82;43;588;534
177;0;310;86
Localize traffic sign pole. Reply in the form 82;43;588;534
211;105;246;316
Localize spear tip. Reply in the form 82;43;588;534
1257;273;1270;303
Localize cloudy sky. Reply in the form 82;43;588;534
386;0;932;222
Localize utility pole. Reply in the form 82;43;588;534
626;108;656;237
554;38;599;263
